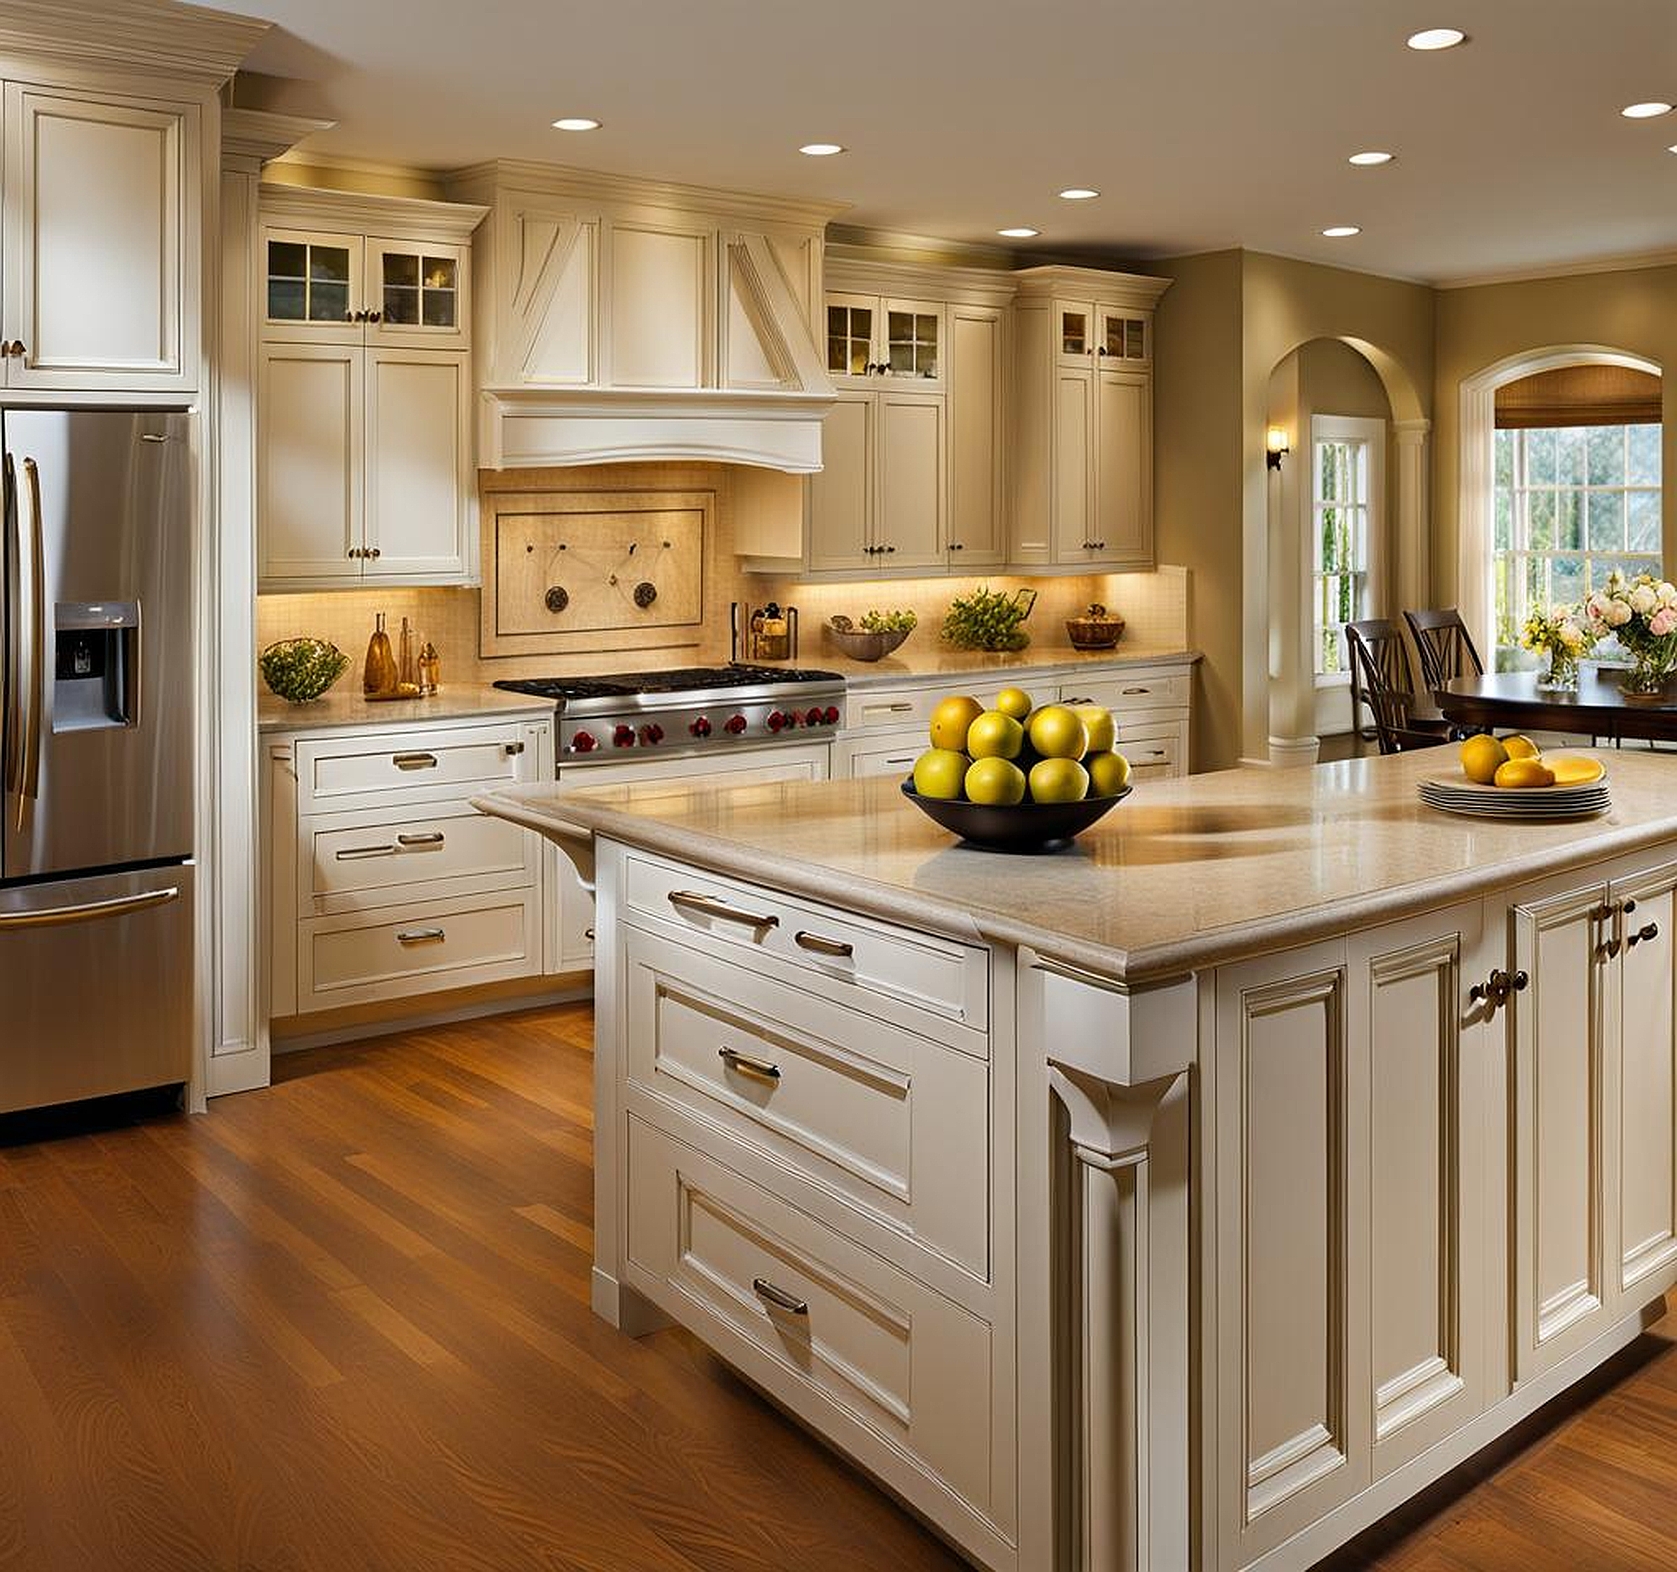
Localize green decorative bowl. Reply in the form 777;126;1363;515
259;637;351;703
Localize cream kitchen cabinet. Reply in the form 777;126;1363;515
256;186;486;591
1011;265;1169;573
1;83;201;395
825;290;944;389
946;302;1008;567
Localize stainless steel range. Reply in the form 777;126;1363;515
493;663;846;766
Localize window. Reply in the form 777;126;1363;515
1311;417;1382;676
1492;422;1662;669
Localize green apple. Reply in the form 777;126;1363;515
994;686;1033;721
966;710;1025;760
1027;704;1089;761
1074;704;1116;756
1086;750;1131;797
1028;757;1090;803
965;756;1027;806
912;748;969;801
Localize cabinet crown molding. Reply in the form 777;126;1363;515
445;158;849;231
1011;264;1173;308
824;249;1018;309
259;181;489;240
222;108;335;166
0;0;268;84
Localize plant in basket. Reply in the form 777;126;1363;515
1583;571;1677;698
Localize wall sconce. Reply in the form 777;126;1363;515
1266;427;1291;470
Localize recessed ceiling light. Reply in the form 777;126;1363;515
1321;226;1362;238
1058;188;1100;200
1669;143;1677;153
998;227;1040;238
1348;150;1395;166
1621;101;1674;119
1406;27;1466;50
551;117;601;132
798;142;845;156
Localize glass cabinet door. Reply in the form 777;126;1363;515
262;229;364;341
884;298;942;384
1097;306;1149;364
1058;302;1094;367
367;240;467;346
826;293;876;380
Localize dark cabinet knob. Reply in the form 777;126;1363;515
1629;923;1660;949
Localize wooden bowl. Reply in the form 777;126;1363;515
901;780;1131;853
1065;616;1125;650
826;623;914;662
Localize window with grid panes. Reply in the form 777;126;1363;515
1313;433;1373;676
1492;423;1662;670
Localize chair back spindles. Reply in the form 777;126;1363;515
1404;607;1486;692
1345;617;1449;755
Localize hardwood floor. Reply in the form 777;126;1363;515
0;1000;1673;1571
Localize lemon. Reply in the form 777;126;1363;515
1073;704;1117;755
1028;757;1090;803
1027;704;1089;761
1494;758;1556;789
1502;734;1541;761
912;748;969;800
929;695;983;752
1460;734;1509;785
994;686;1033;721
965;756;1027;806
966;710;1025;760
1086;750;1131;796
1548;755;1606;786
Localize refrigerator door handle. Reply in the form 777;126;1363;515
17;455;44;822
1;452;17;801
0;884;180;932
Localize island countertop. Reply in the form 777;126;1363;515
476;748;1677;986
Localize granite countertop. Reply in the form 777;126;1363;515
796;643;1199;687
258;682;554;734
476;749;1677;987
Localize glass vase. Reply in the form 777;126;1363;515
1535;650;1579;692
1619;649;1676;701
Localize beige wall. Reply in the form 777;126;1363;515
1432;262;1677;607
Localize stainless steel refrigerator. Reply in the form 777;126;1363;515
1;409;195;1114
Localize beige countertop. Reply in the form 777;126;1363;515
258;682;554;734
798;642;1198;687
477;749;1677;987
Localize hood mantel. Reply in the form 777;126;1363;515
448;160;846;475
479;385;835;473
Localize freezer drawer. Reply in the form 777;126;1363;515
0;863;193;1113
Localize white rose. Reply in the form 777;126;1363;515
1630;583;1658;617
1659;582;1677;610
1609;600;1634;627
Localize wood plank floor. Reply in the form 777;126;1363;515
0;1000;1672;1571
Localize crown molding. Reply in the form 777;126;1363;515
221;108;335;165
446;158;849;231
1434;245;1677;291
260;180;489;240
1011;264;1173;307
825;245;1017;307
0;0;269;84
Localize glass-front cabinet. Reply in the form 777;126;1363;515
263;229;365;342
262;232;468;348
824;291;943;388
1058;300;1150;368
369;239;466;346
1057;302;1093;367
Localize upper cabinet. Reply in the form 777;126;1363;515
1010;266;1170;572
255;186;487;592
825;292;945;390
1;82;202;395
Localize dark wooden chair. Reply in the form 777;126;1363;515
1403;607;1485;691
1344;617;1452;755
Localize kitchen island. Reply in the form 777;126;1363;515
477;751;1677;1572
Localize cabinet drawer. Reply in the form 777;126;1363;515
301;800;537;915
1116;726;1181;776
849;688;935;731
625;1115;999;1520
1059;670;1191;713
843;734;924;780
295;722;535;811
626;928;989;1276
297;888;540;1011
624;850;989;1035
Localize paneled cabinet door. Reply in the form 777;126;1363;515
1096;303;1150;367
1509;876;1612;1382
1092;370;1151;567
3;85;197;391
875;390;946;570
806;392;875;572
257;343;364;583
1051;369;1095;561
947;304;1006;566
262;227;365;344
363;350;472;580
606;218;711;388
367;239;467;348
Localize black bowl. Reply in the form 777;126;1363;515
900;779;1131;853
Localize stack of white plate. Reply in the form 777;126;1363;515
1418;770;1611;820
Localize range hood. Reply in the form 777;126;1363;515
449;160;844;474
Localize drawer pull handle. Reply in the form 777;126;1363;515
795;930;854;959
719;1047;782;1084
877;703;914;714
396;832;446;848
335;843;396;860
396;927;446;945
392;752;438;770
752;1277;808;1315
505;741;525;756
669;889;779;931
584;926;595;941
1122;686;1150;696
1146;749;1166;758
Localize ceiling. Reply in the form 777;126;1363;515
229;0;1677;285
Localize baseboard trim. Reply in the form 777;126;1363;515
271;984;593;1055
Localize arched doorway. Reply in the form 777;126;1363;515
1458;346;1663;664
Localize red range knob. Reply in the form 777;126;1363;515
822;705;840;725
724;713;748;735
804;707;823;727
612;724;636;748
571;730;597;753
766;710;787;732
640;723;664;745
688;715;712;738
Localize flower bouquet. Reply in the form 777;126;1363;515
1520;604;1594;692
1584;571;1677;699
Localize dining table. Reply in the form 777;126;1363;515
1435;667;1677;744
